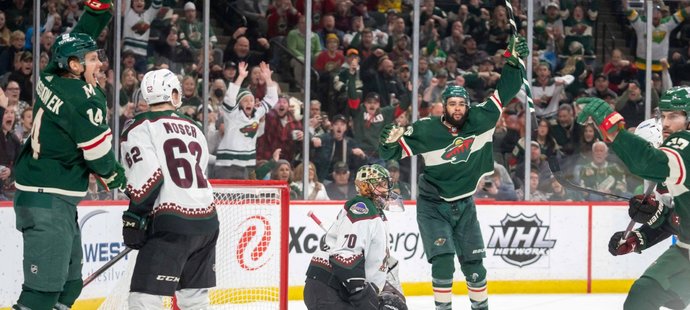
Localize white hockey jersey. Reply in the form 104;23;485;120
307;196;389;292
215;83;278;167
120;110;218;234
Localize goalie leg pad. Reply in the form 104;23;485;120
56;279;83;307
176;288;210;310
128;292;165;310
16;286;59;310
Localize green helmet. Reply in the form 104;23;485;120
659;86;690;112
51;32;99;70
442;85;470;106
355;164;391;202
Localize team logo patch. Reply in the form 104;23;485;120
350;202;369;215
147;86;153;93
30;264;38;274
239;122;259;138
487;213;556;267
441;136;476;164
434;238;446;246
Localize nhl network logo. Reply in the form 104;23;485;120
487;213;556;267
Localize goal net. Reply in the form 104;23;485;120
97;180;289;309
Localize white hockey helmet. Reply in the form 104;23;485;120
634;118;663;148
140;69;182;108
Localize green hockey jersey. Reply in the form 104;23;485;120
14;10;117;197
611;130;690;243
380;65;524;201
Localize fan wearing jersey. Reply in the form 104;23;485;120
120;69;219;309
378;35;529;310
304;164;407;310
214;61;277;179
578;87;690;309
12;2;125;309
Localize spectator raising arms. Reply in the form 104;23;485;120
215;61;277;179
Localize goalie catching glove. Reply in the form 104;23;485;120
608;230;645;256
575;97;625;142
122;211;148;249
502;35;529;68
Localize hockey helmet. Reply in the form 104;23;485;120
634;118;663;148
355;164;392;206
52;32;100;70
442;85;470;107
140;69;182;108
659;86;690;112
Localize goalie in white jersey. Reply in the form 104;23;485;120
304;164;407;310
120;69;219;309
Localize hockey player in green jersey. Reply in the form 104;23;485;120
12;1;126;309
577;87;690;310
379;35;529;310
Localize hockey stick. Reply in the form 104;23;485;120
307;210;329;232
546;156;631;201
547;156;655;241
83;247;133;287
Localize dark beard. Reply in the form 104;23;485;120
443;110;468;129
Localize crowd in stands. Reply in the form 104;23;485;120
0;0;688;202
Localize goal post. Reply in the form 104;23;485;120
97;179;290;310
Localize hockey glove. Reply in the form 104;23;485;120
608;230;644;256
380;123;405;145
503;35;529;68
379;290;408;310
575;97;625;142
97;163;127;192
122;211;148;250
629;194;666;227
84;0;112;14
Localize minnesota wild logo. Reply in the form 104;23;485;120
240;122;259;138
442;136;475;164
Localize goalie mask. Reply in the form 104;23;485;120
355;164;404;211
141;69;182;108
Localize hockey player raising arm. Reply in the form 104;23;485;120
577;87;690;309
304;164;407;310
378;35;528;310
12;1;126;309
120;69;219;309
214;61;277;179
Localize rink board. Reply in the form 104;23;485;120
0;200;671;308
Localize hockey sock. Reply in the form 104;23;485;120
176;288;210;309
461;260;488;310
17;285;59;310
431;254;455;310
56;279;83;307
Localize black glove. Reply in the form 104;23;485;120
379;290;407;310
608;230;644;256
628;194;664;226
122;211;148;250
349;283;379;310
319;234;330;251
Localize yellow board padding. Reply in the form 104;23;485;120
0;280;635;310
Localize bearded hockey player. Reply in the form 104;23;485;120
578;87;690;309
120;69;219;309
12;1;126;309
378;35;529;310
304;164;407;310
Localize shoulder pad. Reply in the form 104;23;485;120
344;197;380;222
